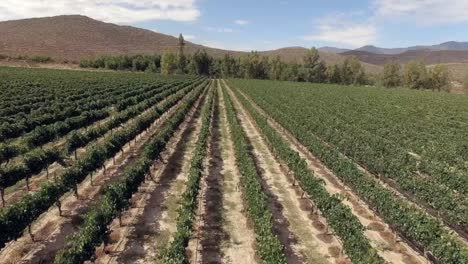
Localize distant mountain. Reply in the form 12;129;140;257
355;41;468;55
0;15;241;62
341;50;468;65
321;41;468;55
355;45;408;55
318;46;350;54
431;41;468;51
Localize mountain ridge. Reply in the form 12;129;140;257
322;41;468;55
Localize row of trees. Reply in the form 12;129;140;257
81;50;370;86
79;54;161;72
382;61;450;91
79;34;457;91
213;50;367;85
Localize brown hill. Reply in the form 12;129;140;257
0;15;240;62
0;15;380;74
342;50;468;65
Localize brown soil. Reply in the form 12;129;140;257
215;81;258;264
229;80;428;264
196;88;228;263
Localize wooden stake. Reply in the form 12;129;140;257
28;224;34;241
26;176;30;191
73;184;79;198
56;200;62;216
1;188;5;208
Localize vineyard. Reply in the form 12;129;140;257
0;67;467;264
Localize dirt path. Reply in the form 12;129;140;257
203;80;258;264
104;88;208;264
2;85;188;206
223;82;349;264
229;81;428;264
0;87;201;264
186;83;230;264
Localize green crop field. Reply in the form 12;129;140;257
0;67;467;264
230;78;468;263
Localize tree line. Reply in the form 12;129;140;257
80;35;370;86
79;34;456;91
381;61;451;91
80;49;371;85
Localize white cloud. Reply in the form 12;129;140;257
374;0;468;24
0;0;200;23
203;26;233;33
234;19;249;26
303;13;377;47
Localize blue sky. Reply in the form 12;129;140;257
1;0;468;51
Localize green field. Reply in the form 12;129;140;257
230;78;468;263
0;67;467;264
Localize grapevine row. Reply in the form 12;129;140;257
0;80;199;198
53;79;207;264
0;80;183;163
233;80;468;263
221;83;286;264
159;82;215;263
236;80;468;235
228;85;384;263
0;79;206;249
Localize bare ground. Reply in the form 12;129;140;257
200;81;258;264
0;88;199;264
187;83;231;264
229;81;428;264
224;83;349;264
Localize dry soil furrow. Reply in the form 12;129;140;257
210;80;258;264
0;87;199;264
186;83;228;264
224;83;347;264
197;85;226;264
108;88;208;264
229;81;428;264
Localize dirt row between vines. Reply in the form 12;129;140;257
186;81;258;264
224;80;428;264
93;85;208;264
0;85;205;264
2;84;188;206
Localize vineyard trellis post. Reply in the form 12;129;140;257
0;187;4;207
